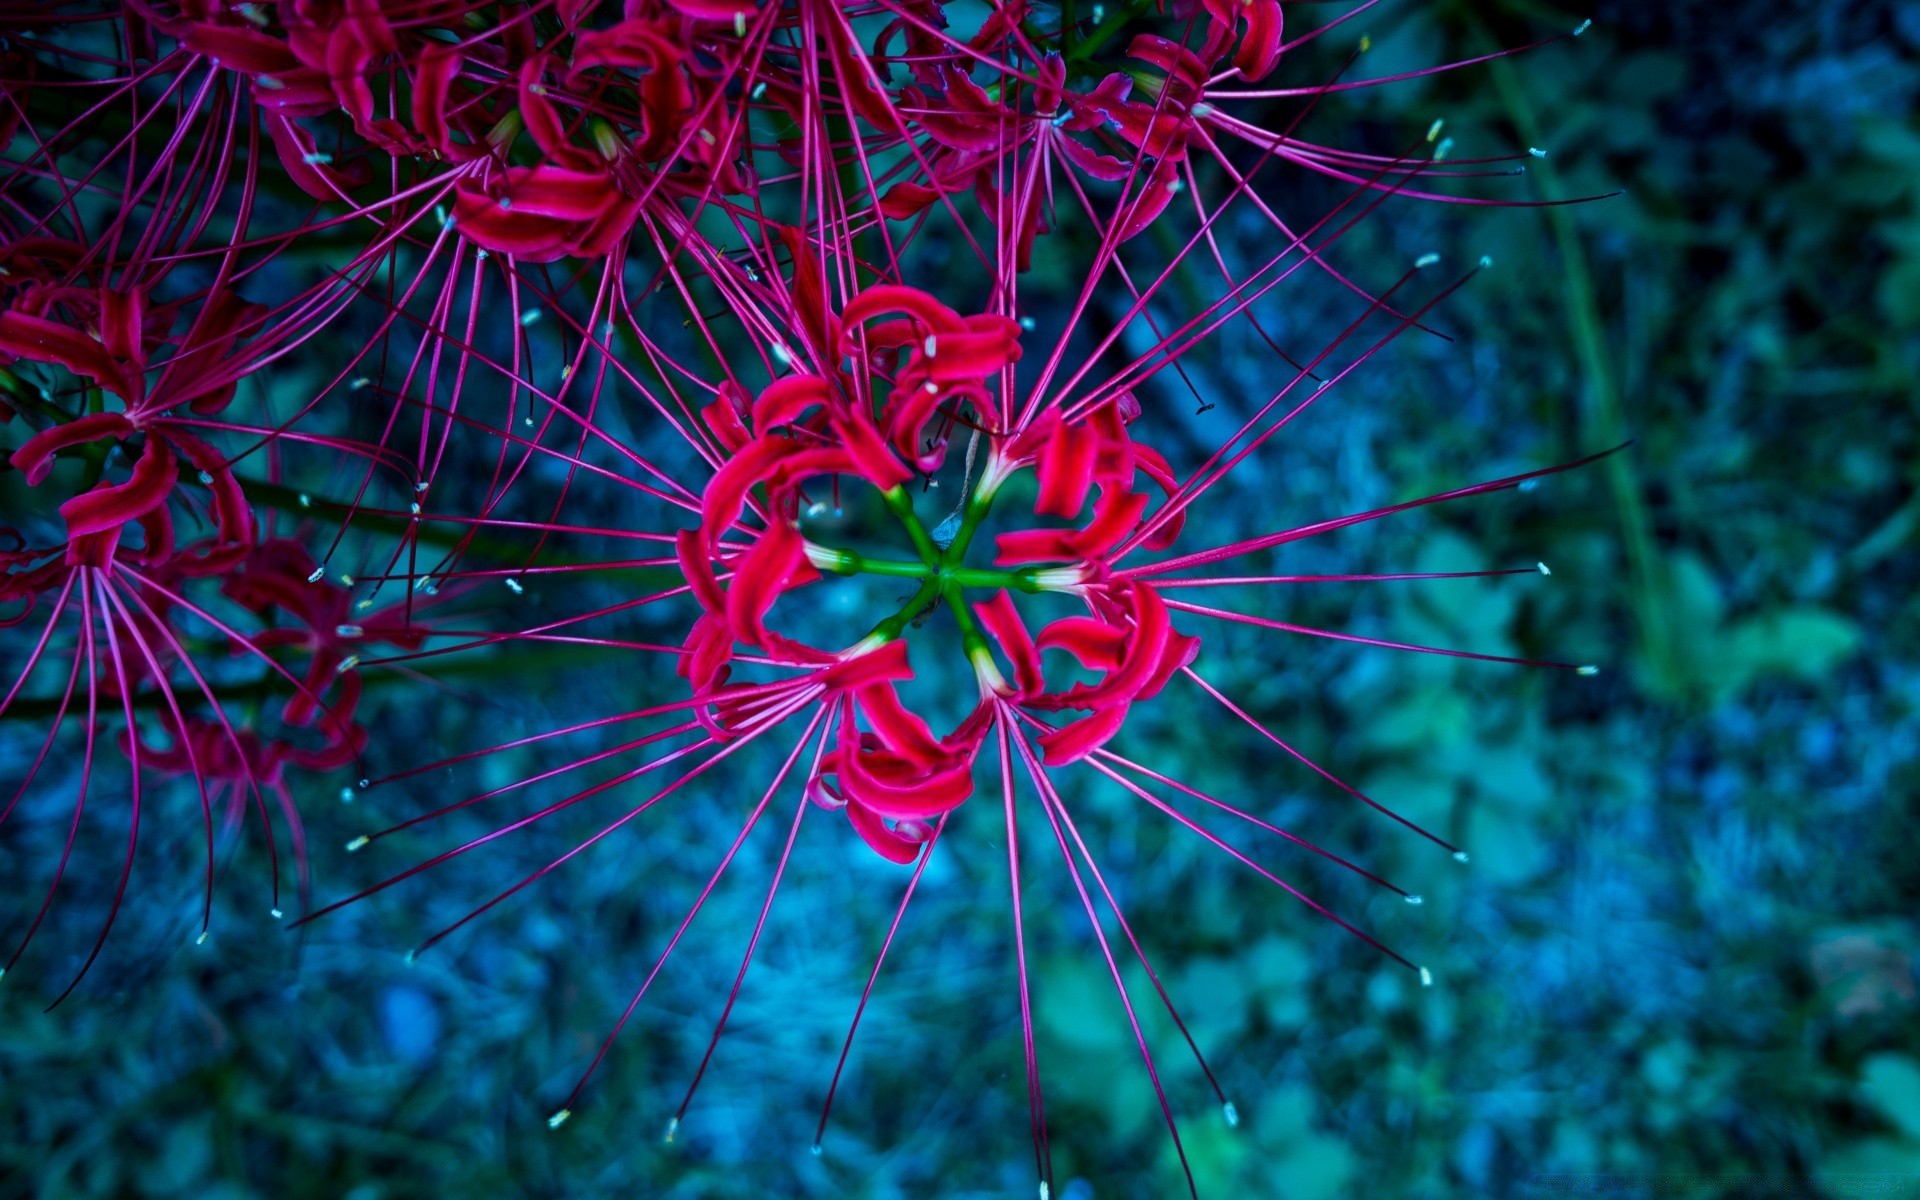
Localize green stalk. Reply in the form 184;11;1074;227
865;577;942;643
1485;46;1670;685
881;486;943;564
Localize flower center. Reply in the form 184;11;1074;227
802;470;1072;676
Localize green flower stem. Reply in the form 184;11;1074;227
814;550;932;579
881;486;943;564
939;483;998;565
944;566;1043;593
1068;0;1155;63
943;579;993;659
865;577;942;643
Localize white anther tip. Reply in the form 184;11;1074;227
346;835;370;852
663;1116;680;1143
1223;1101;1240;1127
1404;893;1424;906
1574;18;1592;35
1528;147;1548;158
270;908;284;919
196;931;210;945
1419;966;1434;988
548;1109;572;1129
1577;664;1600;676
505;577;524;594
1453;850;1471;864
1537;561;1551;575
1414;252;1441;269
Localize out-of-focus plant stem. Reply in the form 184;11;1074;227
1484;41;1674;689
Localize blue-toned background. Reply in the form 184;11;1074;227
3;1;1916;1197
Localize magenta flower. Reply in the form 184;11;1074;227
1;3;1617;1193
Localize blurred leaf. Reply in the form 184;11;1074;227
1860;1053;1920;1140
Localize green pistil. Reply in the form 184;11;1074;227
940;483;998;564
812;549;930;580
864;577;941;644
943;579;993;661
881;486;943;563
829;477;1058;655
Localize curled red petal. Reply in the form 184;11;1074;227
569;18;684;75
701;394;752;454
519;55;601;171
1138;628;1200;701
60;436;178;568
879;181;943;221
678;612;735;693
840;285;965;348
1035;420;1098;517
1037;704;1130;766
156;425;255;572
974;591;1043;697
10;412;136;485
1117;158;1184;243
1036;616;1129;672
846;800;924;864
816;639;914;690
0;310;144;404
182;24;296;75
699;437;795;541
1133;443;1186;548
830;406;912;492
751;375;830;432
854;682;945;760
725;517;804;649
1064;581;1174;708
659;0;756;23
450;168;640;262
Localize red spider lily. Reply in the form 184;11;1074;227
0;225;421;987
284;4;1613;1184
2;1;1620;1193
305;244;1611;1197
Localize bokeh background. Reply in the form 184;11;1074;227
3;1;1917;1197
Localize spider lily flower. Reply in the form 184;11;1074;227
0;2;1619;1192
306;235;1608;1199
0;277;382;987
220;538;430;734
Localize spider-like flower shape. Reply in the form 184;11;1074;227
677;291;1200;862
0;3;1616;1194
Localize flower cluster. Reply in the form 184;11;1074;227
2;1;1604;1192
